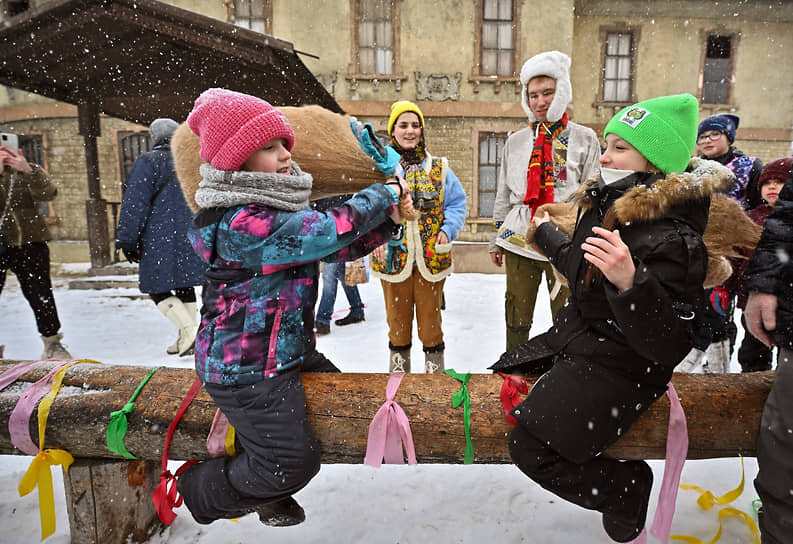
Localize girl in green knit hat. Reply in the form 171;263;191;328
491;94;736;542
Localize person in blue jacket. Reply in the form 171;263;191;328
176;88;411;526
115;118;207;355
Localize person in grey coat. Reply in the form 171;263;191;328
115;118;206;355
742;160;793;544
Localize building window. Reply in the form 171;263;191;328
701;33;734;105
595;26;640;108
481;0;514;77
471;0;520;92
226;0;271;35
356;0;394;75
477;132;506;218
602;32;633;102
118;131;151;194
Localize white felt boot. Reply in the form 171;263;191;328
41;333;72;360
157;297;198;356
704;339;731;374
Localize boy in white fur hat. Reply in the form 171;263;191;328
489;50;601;351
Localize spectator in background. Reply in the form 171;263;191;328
366;100;467;374
489;51;601;351
682;114;765;372
0;144;72;359
115;118;206;356
727;158;793;372
313;194;366;336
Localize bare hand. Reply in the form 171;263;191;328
581;226;635;292
490;249;503;267
372;243;388;261
0;146;32;174
437;231;448;245
532;211;551;228
386;176;412;223
744;292;777;347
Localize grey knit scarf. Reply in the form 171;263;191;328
194;162;312;211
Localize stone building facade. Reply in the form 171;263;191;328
1;0;791;258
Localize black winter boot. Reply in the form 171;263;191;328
256;496;306;526
601;461;654;542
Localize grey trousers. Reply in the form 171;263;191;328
755;347;793;543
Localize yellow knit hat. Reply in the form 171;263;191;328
387;100;425;135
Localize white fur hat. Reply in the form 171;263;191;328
519;51;572;123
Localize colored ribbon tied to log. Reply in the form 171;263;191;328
497;372;528;425
630;382;689;544
10;359;101;540
206;408;236;458
443;369;474;464
364;373;416;467
152;377;202;525
106;366;163;459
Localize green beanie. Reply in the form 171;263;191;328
604;93;699;174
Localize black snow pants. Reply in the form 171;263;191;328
178;369;322;524
0;242;61;336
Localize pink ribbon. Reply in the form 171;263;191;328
630;382;689;544
0;360;46;391
9;361;76;456
364;373;417;467
206;409;231;458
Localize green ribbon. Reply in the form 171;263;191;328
444;369;474;464
106;366;162;459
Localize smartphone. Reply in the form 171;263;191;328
0;132;19;151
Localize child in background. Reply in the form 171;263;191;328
176;88;411;526
491;94;735;542
729;157;793;371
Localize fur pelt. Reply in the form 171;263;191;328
526;158;762;289
172;105;388;212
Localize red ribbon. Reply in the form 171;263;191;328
151;378;202;525
498;372;528;425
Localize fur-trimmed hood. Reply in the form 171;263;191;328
572;157;734;227
540;156;761;288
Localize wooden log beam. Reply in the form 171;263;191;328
0;361;772;462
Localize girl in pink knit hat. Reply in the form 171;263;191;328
176;88;411;526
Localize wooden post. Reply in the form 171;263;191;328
77;100;110;268
62;459;165;544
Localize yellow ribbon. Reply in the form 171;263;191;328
670;507;761;544
18;448;74;540
679;457;746;510
19;359;101;541
671;458;761;544
225;425;236;457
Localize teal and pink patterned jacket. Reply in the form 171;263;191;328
188;185;397;385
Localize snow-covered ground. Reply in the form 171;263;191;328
0;267;762;543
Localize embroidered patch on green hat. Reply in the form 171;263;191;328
617;106;651;129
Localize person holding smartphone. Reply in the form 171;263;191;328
0;140;72;359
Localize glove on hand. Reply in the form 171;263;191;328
122;248;141;263
709;286;730;316
349;117;400;176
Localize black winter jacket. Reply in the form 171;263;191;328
491;158;734;463
742;174;793;350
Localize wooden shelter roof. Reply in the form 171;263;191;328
0;0;341;124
